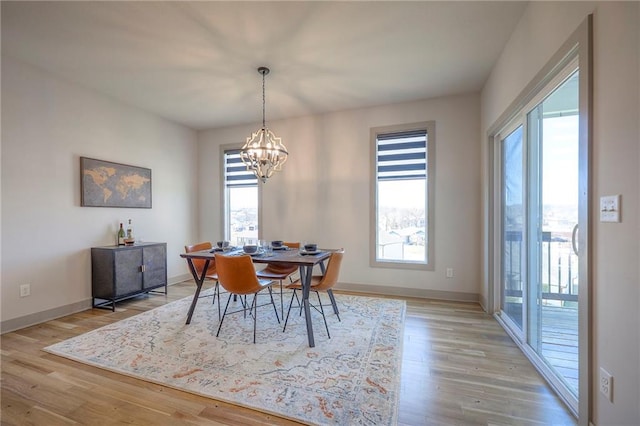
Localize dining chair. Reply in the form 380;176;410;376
283;249;344;339
184;242;221;320
256;241;300;318
214;253;280;343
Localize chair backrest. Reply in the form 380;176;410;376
215;254;263;295
263;242;300;274
185;242;216;276
314;249;344;291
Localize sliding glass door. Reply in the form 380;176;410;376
501;125;525;335
528;71;580;397
497;61;581;411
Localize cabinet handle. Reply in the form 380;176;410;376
140;265;146;272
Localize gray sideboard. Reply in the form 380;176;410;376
91;242;167;311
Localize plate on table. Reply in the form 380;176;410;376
272;246;288;251
300;249;322;256
211;247;236;253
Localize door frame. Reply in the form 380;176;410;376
486;15;592;424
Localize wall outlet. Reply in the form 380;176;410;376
20;283;31;297
446;268;454;278
599;367;613;402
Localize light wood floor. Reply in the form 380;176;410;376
1;282;576;425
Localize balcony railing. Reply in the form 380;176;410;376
504;230;578;304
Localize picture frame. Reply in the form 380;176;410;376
80;157;152;208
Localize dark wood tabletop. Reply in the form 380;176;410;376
180;247;331;266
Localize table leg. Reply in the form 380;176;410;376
300;265;315;348
185;258;209;325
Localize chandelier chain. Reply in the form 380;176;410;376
262;70;266;129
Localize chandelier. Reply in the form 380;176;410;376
239;66;288;183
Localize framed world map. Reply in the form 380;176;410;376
81;157;152;208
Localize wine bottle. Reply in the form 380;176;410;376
126;219;133;240
118;223;125;245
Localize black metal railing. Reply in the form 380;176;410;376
504;230;578;303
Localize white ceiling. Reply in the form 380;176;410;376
2;1;528;130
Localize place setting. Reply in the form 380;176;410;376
224;240;277;257
209;240;233;252
299;242;322;256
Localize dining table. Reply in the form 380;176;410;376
180;246;334;348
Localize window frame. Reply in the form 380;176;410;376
220;143;261;244
370;121;435;270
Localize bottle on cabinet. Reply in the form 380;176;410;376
126;219;133;240
124;219;134;245
117;223;125;245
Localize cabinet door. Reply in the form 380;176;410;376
143;244;167;290
114;249;143;296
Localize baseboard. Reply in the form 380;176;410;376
2;274;192;334
335;282;479;303
2;278;478;334
478;294;488;312
169;273;192;286
1;299;92;334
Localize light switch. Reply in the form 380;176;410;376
600;195;621;222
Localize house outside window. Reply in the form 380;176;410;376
223;148;259;244
371;122;435;270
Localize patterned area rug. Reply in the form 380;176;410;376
44;289;405;425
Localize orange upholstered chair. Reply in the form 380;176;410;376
283;249;344;338
256;241;301;317
214;253;280;343
184;242;221;319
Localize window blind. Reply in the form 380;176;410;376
224;149;257;187
376;129;427;181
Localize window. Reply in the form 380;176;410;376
223;148;259;244
371;122;435;270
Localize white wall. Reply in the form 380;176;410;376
198;94;481;300
481;2;640;424
1;56;199;331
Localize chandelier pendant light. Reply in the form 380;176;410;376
240;66;288;183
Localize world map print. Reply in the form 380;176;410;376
81;157;152;208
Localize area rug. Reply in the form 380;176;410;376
44;289;405;425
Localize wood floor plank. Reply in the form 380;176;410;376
1;281;575;425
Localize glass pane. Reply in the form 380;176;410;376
529;70;579;396
376;179;426;262
502;125;525;331
227;186;258;245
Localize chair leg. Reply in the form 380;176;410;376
327;289;340;321
283;288;297;332
213;281;221;321
251;294;257;344
316;291;330;338
267;286;280;323
297;291;304;317
279;280;284;319
216;293;234;337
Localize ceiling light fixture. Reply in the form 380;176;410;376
240;66;288;183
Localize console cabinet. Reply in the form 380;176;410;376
91;242;167;310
